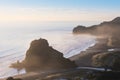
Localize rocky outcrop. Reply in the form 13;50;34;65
92;51;120;71
71;17;120;67
111;17;120;23
73;25;97;35
73;17;120;48
73;17;120;36
11;38;77;72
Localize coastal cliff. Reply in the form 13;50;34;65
73;17;120;48
71;17;120;69
73;17;120;36
11;38;77;72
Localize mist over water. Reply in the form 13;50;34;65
0;21;96;78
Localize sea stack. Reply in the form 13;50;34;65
11;38;77;72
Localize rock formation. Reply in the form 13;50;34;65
71;17;120;67
73;17;120;48
11;38;77;72
73;17;120;36
72;17;120;48
92;51;120;71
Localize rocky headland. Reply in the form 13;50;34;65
11;38;77;72
7;17;120;80
71;17;120;69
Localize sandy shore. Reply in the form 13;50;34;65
69;38;110;66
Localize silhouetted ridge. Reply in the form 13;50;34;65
111;17;120;23
71;17;120;68
11;38;77;72
73;17;120;48
73;17;120;34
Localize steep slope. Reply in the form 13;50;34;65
71;17;120;67
11;38;77;72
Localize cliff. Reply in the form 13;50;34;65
73;17;120;35
71;17;120;67
73;17;120;48
11;38;77;72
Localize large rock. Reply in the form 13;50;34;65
11;38;77;72
92;51;120;71
73;25;97;35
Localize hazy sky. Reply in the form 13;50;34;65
0;0;120;23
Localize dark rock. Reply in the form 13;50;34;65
92;51;120;71
73;25;87;34
6;77;22;80
111;17;120;23
11;38;77;72
73;25;96;35
93;71;120;80
73;17;120;36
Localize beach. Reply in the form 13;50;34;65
0;22;96;78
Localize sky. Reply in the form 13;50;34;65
0;0;120;23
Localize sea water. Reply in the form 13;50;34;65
0;21;96;78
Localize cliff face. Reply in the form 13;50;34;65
73;17;120;35
73;17;120;48
73;25;97;34
12;38;77;72
71;17;120;67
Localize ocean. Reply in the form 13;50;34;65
0;21;96;78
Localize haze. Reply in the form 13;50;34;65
0;0;120;25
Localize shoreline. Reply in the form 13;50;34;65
69;37;110;66
0;37;103;80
